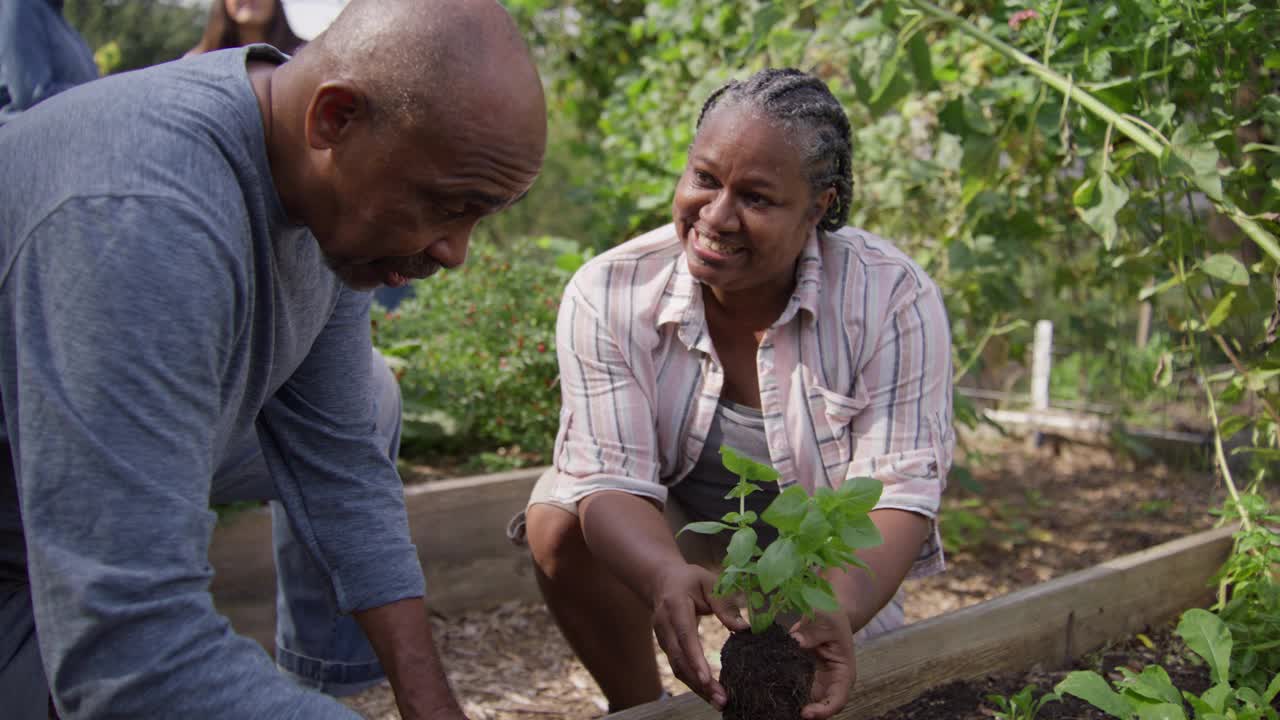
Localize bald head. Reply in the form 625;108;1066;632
301;0;544;136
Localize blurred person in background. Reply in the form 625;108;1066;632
187;0;304;56
0;0;98;126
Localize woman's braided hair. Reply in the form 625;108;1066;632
694;68;853;232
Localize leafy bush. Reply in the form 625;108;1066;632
1054;609;1280;719
372;237;587;468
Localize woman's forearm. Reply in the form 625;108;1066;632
578;490;687;602
826;509;930;631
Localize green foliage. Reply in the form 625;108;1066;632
371;236;588;468
1054;609;1280;720
679;446;883;634
985;684;1061;720
64;0;204;74
506;0;1279;684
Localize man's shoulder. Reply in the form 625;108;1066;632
1;53;268;243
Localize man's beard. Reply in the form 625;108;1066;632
323;251;441;291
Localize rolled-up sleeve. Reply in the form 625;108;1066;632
545;277;667;505
258;287;425;613
848;279;954;578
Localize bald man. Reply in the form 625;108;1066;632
0;0;545;717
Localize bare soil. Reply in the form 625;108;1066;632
343;438;1225;719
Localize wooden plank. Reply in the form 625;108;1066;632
607;525;1236;720
207;466;546;650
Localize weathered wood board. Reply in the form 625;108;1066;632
208;467;545;650
607;525;1236;719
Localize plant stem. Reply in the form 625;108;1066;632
900;0;1280;265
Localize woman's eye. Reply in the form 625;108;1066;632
744;193;770;207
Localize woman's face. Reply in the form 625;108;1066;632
225;0;276;28
672;105;832;297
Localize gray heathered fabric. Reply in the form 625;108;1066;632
670;399;781;547
0;47;422;718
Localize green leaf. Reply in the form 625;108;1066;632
725;482;761;500
1055;671;1135;718
1206;291;1236;329
1166;124;1224;202
1177;609;1232;684
1218;414;1252;438
679;521;733;536
1075;174;1130;250
1138;275;1183;301
763;486;811;534
838;477;883;514
1200;254;1250;286
757;537;801;594
1264;671;1280;703
839;515;884;549
727;527;758;567
720;446;781;483
1134;704;1185;720
800;585;841;614
795;506;833;553
1198;683;1231;713
1119;665;1182;706
906;30;936;91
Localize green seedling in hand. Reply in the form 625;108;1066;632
679;446;885;634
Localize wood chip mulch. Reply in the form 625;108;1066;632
344;439;1227;719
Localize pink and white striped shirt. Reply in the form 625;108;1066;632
546;224;955;578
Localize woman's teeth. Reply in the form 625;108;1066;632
695;231;742;255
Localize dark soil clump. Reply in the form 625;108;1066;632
720;623;815;720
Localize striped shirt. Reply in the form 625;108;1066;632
547;223;955;578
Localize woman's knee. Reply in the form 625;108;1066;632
525;503;589;576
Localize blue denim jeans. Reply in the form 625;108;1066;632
210;348;402;696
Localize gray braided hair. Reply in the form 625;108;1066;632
695;68;853;232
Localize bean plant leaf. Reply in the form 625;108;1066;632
763;485;811;533
1177;609;1232;685
1074;174;1130;250
1200;254;1250;287
726;527;758;567
680;521;733;536
839;514;883;549
800;585;841;614
1055;671;1134;718
1205;291;1236;329
757;537;801;594
1166;124;1224;202
720;446;781;483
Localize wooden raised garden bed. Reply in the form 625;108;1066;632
607;524;1235;719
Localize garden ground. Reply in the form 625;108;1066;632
343;437;1225;719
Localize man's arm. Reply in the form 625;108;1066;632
8;198;358;717
355;599;465;720
257;287;460;716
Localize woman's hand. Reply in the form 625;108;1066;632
649;562;748;709
789;609;856;720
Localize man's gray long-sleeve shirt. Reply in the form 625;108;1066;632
0;47;424;717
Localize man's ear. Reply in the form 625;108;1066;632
304;82;367;151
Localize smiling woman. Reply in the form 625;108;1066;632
515;68;955;719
